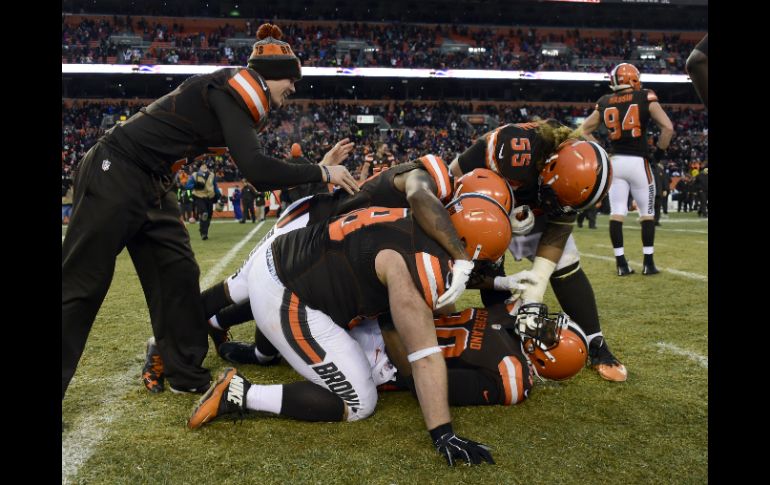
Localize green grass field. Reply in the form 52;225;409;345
61;212;707;485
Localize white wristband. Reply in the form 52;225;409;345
407;346;442;363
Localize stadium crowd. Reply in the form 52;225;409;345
62;98;707;192
62;15;701;74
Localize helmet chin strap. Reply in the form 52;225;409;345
520;343;546;383
472;243;482;260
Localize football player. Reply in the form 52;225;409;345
368;301;587;407
187;194;511;466
448;120;628;382
579;63;674;276
170;155;496;371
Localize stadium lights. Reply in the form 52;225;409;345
61;64;692;83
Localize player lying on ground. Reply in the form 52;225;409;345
187;301;587;434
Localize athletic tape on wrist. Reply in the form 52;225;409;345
322;165;331;183
407;346;442;363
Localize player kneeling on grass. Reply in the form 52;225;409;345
181;161;516;370
191;154;469;363
188;194;510;466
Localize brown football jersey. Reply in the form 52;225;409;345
457;123;551;207
272;207;452;328
595;88;659;157
434;305;532;405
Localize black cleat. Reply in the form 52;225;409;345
141;337;165;393
588;338;627;382
207;322;232;359
169;382;211;394
187;368;251;429
616;264;635;276
642;264;660;275
219;341;282;366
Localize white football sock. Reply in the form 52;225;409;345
246;384;283;415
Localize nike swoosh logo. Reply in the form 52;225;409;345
498;144;504;159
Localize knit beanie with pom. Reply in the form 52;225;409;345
247;23;302;81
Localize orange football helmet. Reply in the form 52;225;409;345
445;193;512;261
539;140;612;215
609;62;641;91
524;318;588;381
453;168;515;215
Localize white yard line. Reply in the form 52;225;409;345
200;221;264;288
623;226;707;235
656;342;708;369
62;366;138;485
62;221;267;484
594;243;672;249
580;252;707;281
652;218;708;224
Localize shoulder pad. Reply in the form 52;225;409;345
417;154;452;202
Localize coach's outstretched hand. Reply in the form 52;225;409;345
320;138;355;166
325;165;360;194
319;138;359;194
430;423;495;466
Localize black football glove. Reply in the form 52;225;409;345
430;423;495;466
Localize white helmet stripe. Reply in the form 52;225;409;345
584;141;611;208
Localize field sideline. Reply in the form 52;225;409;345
61;212;707;484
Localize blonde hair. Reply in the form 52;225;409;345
534;119;582;168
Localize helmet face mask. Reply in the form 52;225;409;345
537;182;573;217
521;315;588;381
514;303;566;351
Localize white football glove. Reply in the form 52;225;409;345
436;259;475;309
510;205;535;236
493;270;541;301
